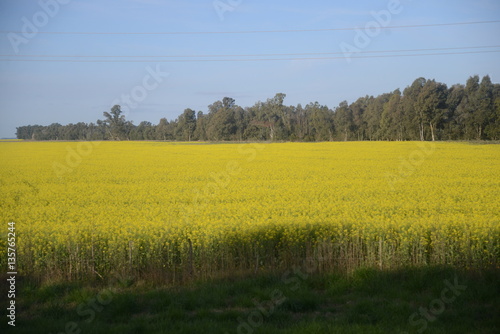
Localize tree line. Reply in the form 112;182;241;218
16;75;500;141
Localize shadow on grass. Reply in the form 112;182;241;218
2;266;499;334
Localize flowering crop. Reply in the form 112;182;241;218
0;141;498;282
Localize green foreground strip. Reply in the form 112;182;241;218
3;267;499;334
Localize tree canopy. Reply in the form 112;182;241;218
17;75;500;141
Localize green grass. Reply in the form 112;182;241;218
3;266;499;334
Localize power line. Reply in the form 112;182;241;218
1;20;499;35
1;45;498;59
1;50;499;63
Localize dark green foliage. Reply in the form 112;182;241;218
5;267;499;334
16;75;500;141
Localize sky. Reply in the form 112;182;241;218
0;0;499;138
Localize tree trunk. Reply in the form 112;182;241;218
429;122;435;141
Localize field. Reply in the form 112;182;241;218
1;141;499;281
0;141;499;333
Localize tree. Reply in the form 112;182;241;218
132;121;155;140
307;102;334;141
361;96;380;140
45;123;62;140
403;77;427;140
245;103;268;140
102;105;127;140
233;106;247;141
445;84;465;140
334;101;353;141
367;93;391;140
95;120;108;140
350;96;369;140
475;75;495;139
15;75;500;142
177;108;197;141
461;75;481;139
485;83;500;139
155;118;170;140
292;104;309;140
193;111;207;141
206;98;237;141
379;90;402;140
416;80;448;141
257;93;287;141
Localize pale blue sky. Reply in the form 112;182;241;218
1;0;499;138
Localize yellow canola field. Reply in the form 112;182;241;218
0;141;498;281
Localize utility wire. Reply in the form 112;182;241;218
1;20;499;35
1;50;499;62
1;45;498;59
